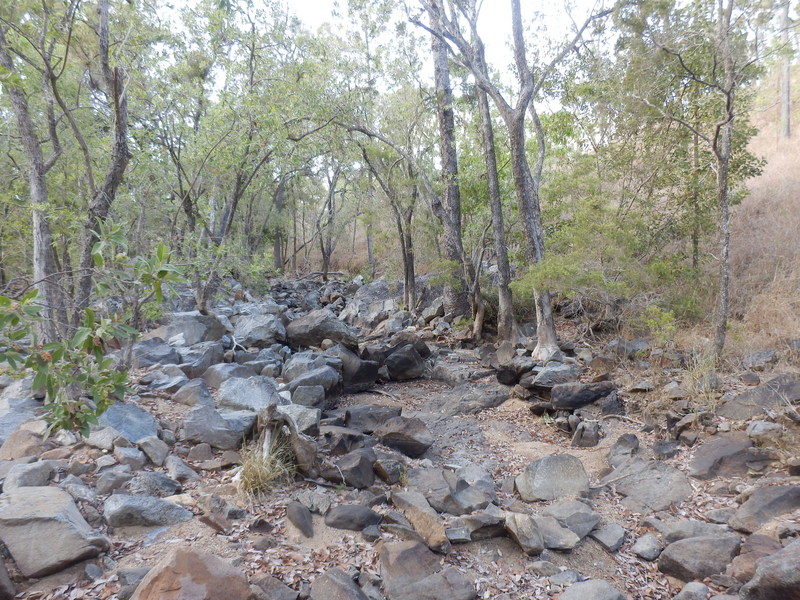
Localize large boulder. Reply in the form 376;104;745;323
728;485;800;533
380;540;475;600
740;539;800;600
375;417;434;458
344;405;402;434
104;494;193;527
173;379;214;406
504;512;544;555
130;548;252;600
600;458;692;513
202;363;257;388
232;314;286;347
177;341;224;379
718;374;800;419
98;403;159;444
657;535;741;581
384;345;426;381
309;567;368;600
0;486;109;577
286;309;359;350
550;381;617;410
163;312;227;346
130;337;181;369
560;580;626;600
515;454;589;502
287;366;342;395
325;345;379;393
183;405;242;450
217;376;286;412
688;432;753;479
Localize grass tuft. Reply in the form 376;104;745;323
238;429;296;498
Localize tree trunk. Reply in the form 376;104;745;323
780;0;791;138
273;179;285;273
428;0;470;317
476;86;516;341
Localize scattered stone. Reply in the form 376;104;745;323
172;379;214;406
286;501;314;538
534;516;581;550
384;345;427;381
590;523;625;552
515;454;589;502
3;460;55;490
728;533;783;583
128;472;182;498
718;374;800;420
531;363;578;388
504;512;544;555
728;485;800;533
164;455;200;482
652;440;681;460
104;494;193;527
325;505;381;531
739;539;800;600
310;567;368;600
287;366;342;394
560;579;625;600
673;582;710;600
129;548;252;600
608;434;639;468
202;363;257;388
659;519;730;544
183;405;241;450
743;350;779;372
251;574;299;600
218;376;285;412
178;341;225;379
391;491;450;553
688;432;754;479
326;345;380;393
571;421;601;447
98;403;159;444
601;458;692;512
345;405;403;434
375;416;433;458
276;404;321;436
658;535;741;581
130;338;181;369
746;420;784;446
542;499;602;539
0;487;109;577
138;436;170;466
292;385;327;408
233;314;286;347
114;446;148;470
163;312;227;346
631;532;662;560
550;381;617;410
96;469;133;495
287;309;359;350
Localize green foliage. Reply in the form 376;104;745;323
0;292;133;436
427;260;463;292
631;306;677;348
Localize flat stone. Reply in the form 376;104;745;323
251;574;299;600
218;376;285;412
659;519;731;544
631;532;662;560
559;579;626;600
728;485;800;533
718;374;800;420
658;535;741;581
309;567;368;600
98;404;158;444
127;472;182;498
183;405;241;450
688;432;753;479
172;379;214;406
534;516;581;550
542;499;602;539
515;454;589;502
391;491;450;553
673;582;710;600
138;436;169;466
375;417;433;458
104;494;193;527
201;363;257;388
590;523;625;552
325;505;381;531
550;381;617;410
504;512;543;555
739;539;800;600
601;458;692;513
344;405;402;434
286;501;314;538
3;460;55;490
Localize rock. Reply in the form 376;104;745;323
728;485;800;533
309;567;368;600
560;580;625;600
550;381;617;410
104;494;193;527
320;426;366;455
608;337;650;359
292;385;327;408
515;454;589;502
141;365;189;393
282;352;329;381
130;338;181;369
0;414;40;454
276;404;320;436
345;405;403;434
739;539;800;600
391;491;450;553
129;548;251;600
165;455;200;482
98;403;159;444
542;499;601;539
0;486;109;577
504;512;544;555
218;376;285;412
384;345;427;381
177;341;224;379
324;505;381;531
96;469;134;495
659;519;730;544
631;532;662;560
164;312;227;346
287;366;342;396
287;309;359;350
590;523;626;552
115;446;147;470
743;350;779;372
183;405;242;450
202;363;257;388
138;436;170;467
608;434;639;468
286;501;314;537
380;540;441;598
673;582;709;600
173;379;214;406
326;345;379;393
398;568;476;600
534;516;581;550
375;417;433;458
323;448;376;489
657;535;741;581
60;474;97;503
531;363;579;388
728;534;783;582
746;420;784;446
251;574;298;600
688;432;753;479
572;421;602;447
3;460;55;490
128;472;182;498
423;382;509;416
718;374;800;420
652;440;681;459
233;314;286;347
601;458;692;512
0;562;13;600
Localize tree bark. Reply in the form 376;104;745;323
780;0;791;138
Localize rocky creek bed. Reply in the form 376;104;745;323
0;277;797;600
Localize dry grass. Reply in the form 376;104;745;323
238;429;296;499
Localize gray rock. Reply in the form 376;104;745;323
164;312;227;346
718;374;800;420
218;376;285;412
391;491;450;553
130;338;181;369
549;570;581;586
276;404;320;436
282;352;328;381
0;486;109;577
114;446;147;470
292;385;327;408
601;458;692;512
631;532;662;560
532;363;579;388
96;468;133;495
98;403;158;444
172;379;214;406
399;568;476;600
183;405;241;450
324;505;381;531
542;499;602;539
673;582;710;600
652;440;681;459
202;363;257;388
746;420;784;446
375;417;433;458
590;523;626;552
177;341;224;379
310;567;368;600
728;485;800;533
657;535;741;581
287;309;359;350
141;365;188;393
608;434;639;468
252;574;299;600
327;448;376;489
739;539;800;600
515;454;589;501
560;579;626;600
505;512;544;555
688;432;753;479
164;455;200;482
659;519;730;544
103;494;193;527
138;436;169;467
534;516;581;550
287;366;342;394
550;381;617;410
60;474;97;503
286;500;314;537
345;405;402;434
233;314;286;347
325;345;379;393
3;460;55;490
380;540;442;597
384;345;426;381
127;472;182;498
572;421;602;447
742;349;779;371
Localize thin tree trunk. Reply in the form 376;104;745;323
780;0;791;138
273;179;285;273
